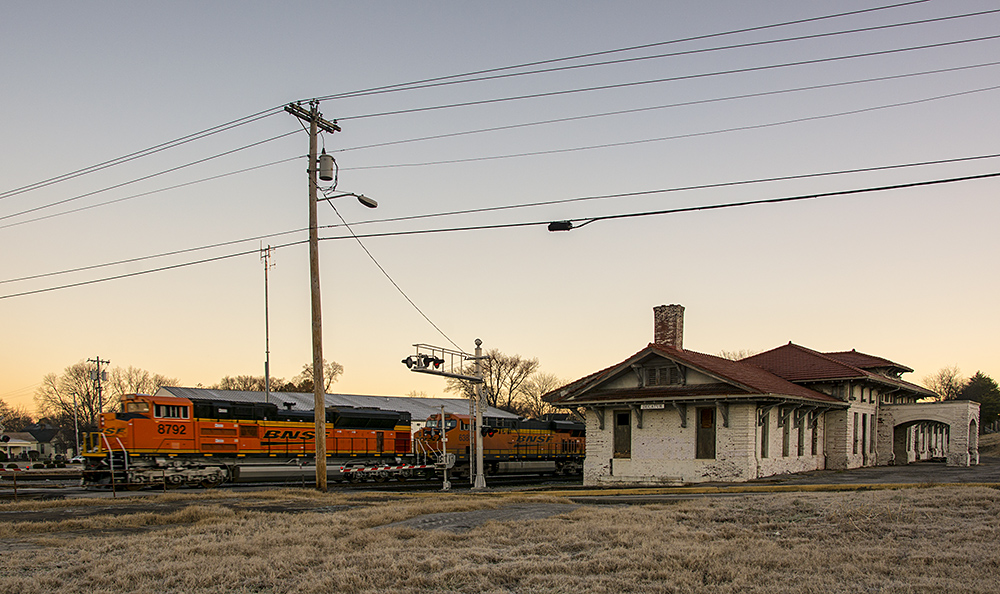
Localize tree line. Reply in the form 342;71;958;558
923;367;1000;428
1;350;569;456
442;348;565;418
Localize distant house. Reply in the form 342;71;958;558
1;432;42;460
545;304;979;486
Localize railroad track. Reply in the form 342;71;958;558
1;472;582;501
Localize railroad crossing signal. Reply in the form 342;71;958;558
403;341;489;490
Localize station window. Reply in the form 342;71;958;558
155;404;189;419
853;413;859;454
760;411;769;459
781;412;790;457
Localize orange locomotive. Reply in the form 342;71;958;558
84;393;413;489
414;412;585;477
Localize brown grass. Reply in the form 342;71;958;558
2;486;999;593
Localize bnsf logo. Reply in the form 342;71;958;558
263;430;316;440
515;435;553;443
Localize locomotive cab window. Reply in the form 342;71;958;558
126;402;150;414
154;404;189;419
427;419;457;430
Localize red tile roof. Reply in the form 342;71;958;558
742;343;935;398
823;349;913;373
741;343;864;382
545;343;842;405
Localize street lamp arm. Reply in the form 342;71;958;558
320;192;378;209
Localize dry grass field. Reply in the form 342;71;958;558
2;482;1000;594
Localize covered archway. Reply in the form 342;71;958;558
880;401;980;466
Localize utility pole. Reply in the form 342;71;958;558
88;357;110;420
261;244;274;406
285;100;341;492
473;339;486;489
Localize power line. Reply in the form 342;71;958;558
313;0;935;103
0;156;304;231
316;171;1000;240
337;60;1000;154
325;199;463;352
0;239;308;301
7;150;1000;287
0;130;300;223
0;2;954;207
327;6;1000;108
4;169;998;301
0;3;967;212
336;152;1000;227
0;226;310;285
343;82;1000;171
337;33;1000;122
10;60;995;233
0;107;285;202
566;171;1000;229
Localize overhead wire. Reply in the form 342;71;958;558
12;59;995;231
5;168;999;301
313;0;935;102
0;1;951;204
343;81;1000;171
0;156;304;231
0;107;285;202
336;60;1000;154
336;33;1000;122
325;6;1000;107
0;130;301;223
6;149;1000;286
324;192;463;352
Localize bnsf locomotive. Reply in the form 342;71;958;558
83;392;417;489
413;412;585;477
83;392;584;489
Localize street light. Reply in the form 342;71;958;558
321;191;377;209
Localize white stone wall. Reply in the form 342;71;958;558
756;407;826;478
583;402;831;485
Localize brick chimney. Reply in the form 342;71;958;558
653;304;684;349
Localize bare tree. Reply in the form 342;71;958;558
718;349;760;361
923;366;965;401
107;366;178;400
35;362;179;430
35;361;106;430
214;375;269;391
445;349;539;412
0;400;34;432
293;359;344;392
516;372;564;418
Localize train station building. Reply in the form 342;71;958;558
544;304;980;486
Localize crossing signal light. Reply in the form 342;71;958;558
403;355;444;369
421;355;445;369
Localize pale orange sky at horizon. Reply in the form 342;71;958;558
2;1;998;417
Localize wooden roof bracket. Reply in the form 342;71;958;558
794;406;817;429
630;404;643;429
672;402;687;428
757;402;782;427
809;407;830;429
715;401;730;428
595;406;605;431
778;404;802;427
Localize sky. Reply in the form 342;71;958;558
2;1;998;415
